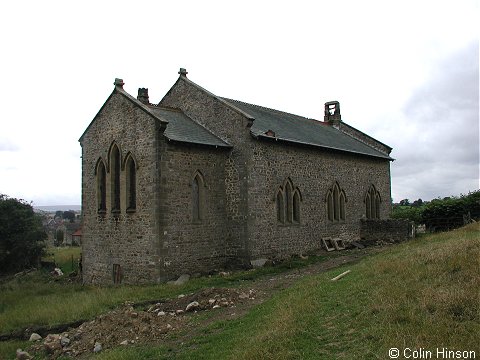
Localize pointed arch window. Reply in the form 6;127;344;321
293;190;301;223
110;144;121;213
125;155;137;212
326;182;347;221
276;178;301;224
365;184;381;219
96;159;106;214
285;181;293;223
192;171;205;222
276;189;285;223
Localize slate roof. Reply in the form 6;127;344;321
150;107;231;148
221;98;392;160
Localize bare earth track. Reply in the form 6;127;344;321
25;248;382;358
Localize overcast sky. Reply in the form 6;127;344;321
0;0;478;206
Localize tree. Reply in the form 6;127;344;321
0;194;47;274
412;199;423;207
399;199;410;206
62;210;76;223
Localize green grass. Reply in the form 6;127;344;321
97;223;479;360
42;246;82;274
1;225;479;359
0;251;333;335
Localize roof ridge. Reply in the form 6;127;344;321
221;97;317;122
173;77;255;120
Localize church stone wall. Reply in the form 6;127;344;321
156;143;230;280
160;78;253;266
81;92;162;284
247;139;391;260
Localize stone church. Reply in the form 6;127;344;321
79;68;394;284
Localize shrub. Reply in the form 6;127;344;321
422;190;480;232
391;206;423;224
0;194;47;274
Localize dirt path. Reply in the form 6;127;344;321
27;248;382;358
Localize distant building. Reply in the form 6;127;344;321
80;69;397;284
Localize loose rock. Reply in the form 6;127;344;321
29;333;42;341
185;301;200;312
16;349;33;360
93;342;102;353
173;274;190;285
44;334;62;354
61;336;71;347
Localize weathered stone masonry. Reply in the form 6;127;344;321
80;69;405;284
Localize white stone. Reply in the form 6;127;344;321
157;311;166;316
173;274;190;285
29;333;42;341
93;342;102;353
60;337;70;347
250;258;268;268
185;301;200;312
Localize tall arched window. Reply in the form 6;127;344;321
276;189;285;223
365;184;381;219
285;181;293;223
110;144;121;213
125;155;136;212
192;171;205;222
96;159;106;214
293;190;301;223
276;178;301;225
326;182;347;221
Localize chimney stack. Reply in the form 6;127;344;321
324;101;341;123
137;88;149;104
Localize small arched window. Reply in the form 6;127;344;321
96;159;107;214
192;171;205;222
125;155;136;212
110;144;121;213
326;182;347;221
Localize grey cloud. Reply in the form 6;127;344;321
391;42;479;201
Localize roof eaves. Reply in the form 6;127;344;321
253;132;393;160
163;136;232;149
340;122;393;152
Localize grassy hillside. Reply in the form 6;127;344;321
0;224;478;359
98;223;479;359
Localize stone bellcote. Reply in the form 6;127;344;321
324;101;341;123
